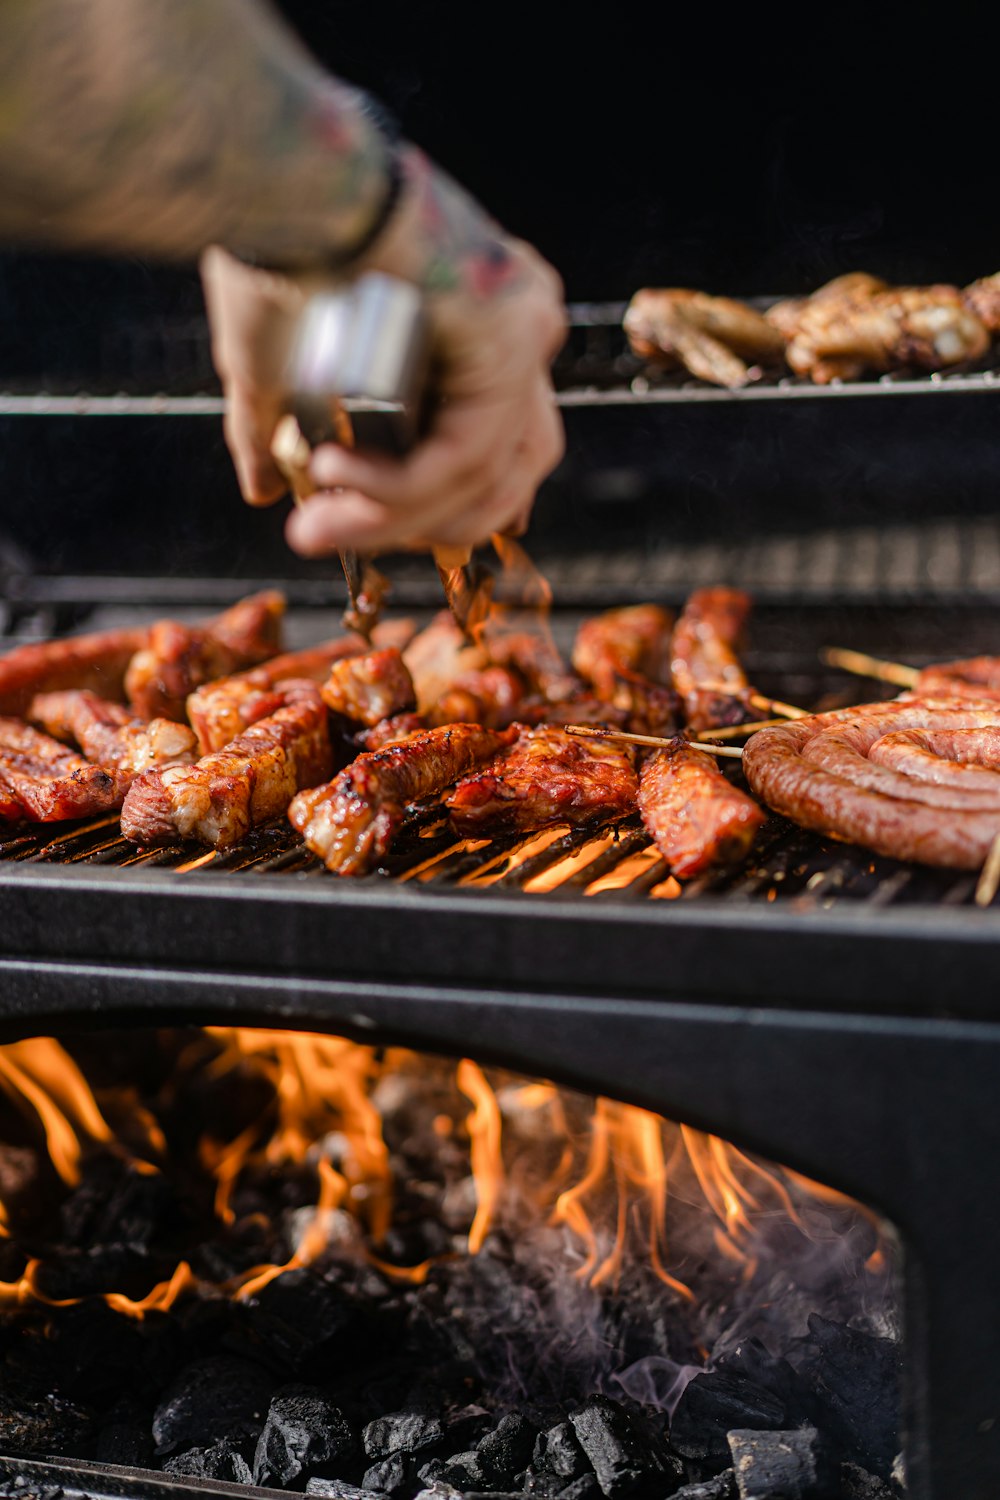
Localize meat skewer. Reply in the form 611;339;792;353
563;725;744;757
289;723;513;875
669;587;765;733
445;724;638;834
121;682;331;849
637;740;766;879
571;604;679;736
321;648;416;728
0;627;150;718
823;646;1000;700
125;591;286;722
0;719;122;822
28;690;197;797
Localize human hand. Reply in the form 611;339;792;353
202;148;567;556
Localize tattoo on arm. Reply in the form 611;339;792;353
0;0;394;266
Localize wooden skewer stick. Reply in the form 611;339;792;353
748;693;808;721
697;718;788;740
975;830;1000;908
823;646;920;689
564;725;743;758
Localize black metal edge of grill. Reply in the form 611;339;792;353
0;1452;290;1500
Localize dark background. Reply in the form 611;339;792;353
2;3;999;580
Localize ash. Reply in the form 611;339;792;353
0;1031;904;1499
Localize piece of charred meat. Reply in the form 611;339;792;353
121;682;331;849
402;611;488;716
0;627;150;718
624;289;786;389
354;713;426;751
445;723;638;835
769;277;989;384
428;666;527;729
572;604;679;735
670;587;760;734
638;740;765;879
0;718;122;822
288;723;512;876
29;690;197;796
125;591;286;722
321;648;416;728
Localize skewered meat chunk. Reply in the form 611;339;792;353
773;281;989;384
484;631;579;703
573;605;673;700
187;637;364;753
321;649;416;727
637;740;765;879
121;682;331;849
670;587;759;734
0;627;150;718
289;723;512;875
0;718;120;822
125;591;286;722
29;690;197;795
624;289;786;389
742;699;1000;870
445;723;638;834
572;604;679;735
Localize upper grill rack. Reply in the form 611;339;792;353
5;302;1000;411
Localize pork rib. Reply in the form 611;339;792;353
0;718;121;822
125;591;286;722
29;690;197;797
446;723;638;834
121;682;331;849
289;723;512;875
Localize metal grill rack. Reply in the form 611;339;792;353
7;301;1000;413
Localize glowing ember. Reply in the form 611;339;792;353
585;846;662;895
522;832;617;893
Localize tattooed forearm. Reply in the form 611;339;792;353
0;0;394;267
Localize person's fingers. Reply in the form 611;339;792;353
223;381;287;507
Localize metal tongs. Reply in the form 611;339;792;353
271;273;485;639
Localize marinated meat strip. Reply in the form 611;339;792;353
484;632;579;703
321;648;416;727
29;690;197;796
742;700;1000;870
670;587;759;733
0;718;120;822
121;682;331;849
429;666;526;729
289;723;511;875
402;611;487;715
445;723;638;834
125;591;286;722
187;637;363;753
0;627;149;718
637;740;765;879
572;605;678;735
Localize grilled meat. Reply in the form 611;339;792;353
0;718;121;822
446;723;638;834
772;280;989;384
0;627;149;718
964;271;1000;333
402;611;487;715
572;604;679;734
913;657;1000;699
121;682;330;849
670;587;759;734
321;648;416;727
29;690;197;795
483;631;579;703
624;289;786;389
187;638;362;753
743;699;1000;870
289;723;512;875
428;666;527;729
355;713;426;751
637;740;765;878
125;591;286;722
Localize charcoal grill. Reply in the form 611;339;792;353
3;307;1000;1500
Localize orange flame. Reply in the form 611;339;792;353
0;1030;888;1324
